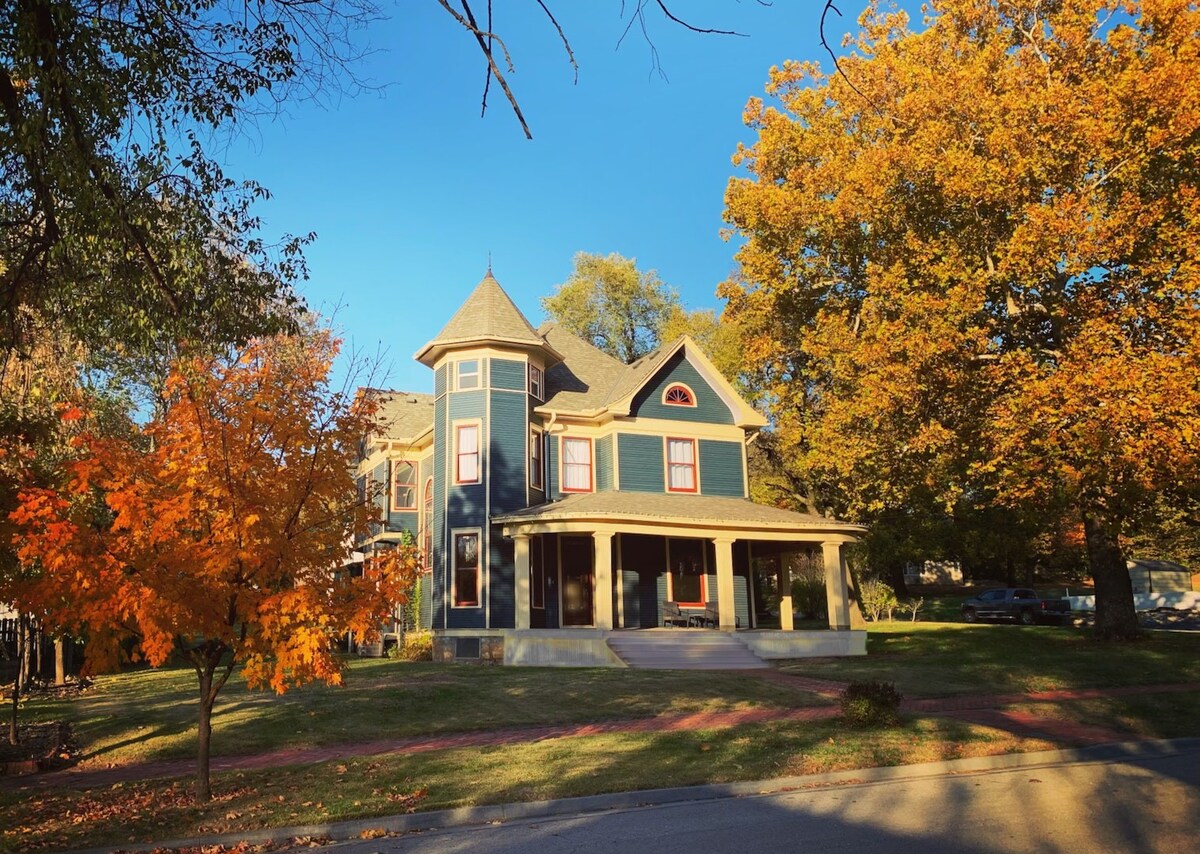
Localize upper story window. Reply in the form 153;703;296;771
456;359;481;390
561;437;593;493
663;384;696;407
666;438;698;492
529;364;544;400
392;460;417;510
530;429;544;490
455;423;481;484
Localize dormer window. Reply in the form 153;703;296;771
528;364;543;400
663;384;695;407
457;360;480;390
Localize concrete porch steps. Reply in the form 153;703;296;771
607;630;766;670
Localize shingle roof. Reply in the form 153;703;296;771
365;389;435;441
493;491;864;533
416;272;547;365
538;322;629;412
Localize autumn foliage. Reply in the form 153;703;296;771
11;330;418;797
722;0;1200;639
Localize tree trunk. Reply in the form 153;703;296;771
54;638;65;686
885;562;909;598
1005;556;1016;587
19;618;33;692
9;616;24;745
1082;509;1141;640
196;666;215;802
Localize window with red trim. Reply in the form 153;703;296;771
664;384;695;406
453;531;480;607
666;438;698;492
530;429;544;490
561;437;592;492
455;424;480;483
421;478;433;571
392;460;417;510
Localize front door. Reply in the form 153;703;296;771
560;536;594;626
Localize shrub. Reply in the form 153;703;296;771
859;578;898;621
896;597;925;623
387;631;433;662
840;680;903;727
790;577;828;620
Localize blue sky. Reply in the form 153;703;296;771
224;1;889;392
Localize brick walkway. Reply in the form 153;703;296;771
4;675;1196;793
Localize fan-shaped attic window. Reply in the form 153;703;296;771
663;384;696;407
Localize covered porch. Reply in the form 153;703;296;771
494;493;867;663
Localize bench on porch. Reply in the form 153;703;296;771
660;601;695;628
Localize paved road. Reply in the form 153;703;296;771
316;746;1200;854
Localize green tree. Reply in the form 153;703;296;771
542;252;680;364
722;0;1200;640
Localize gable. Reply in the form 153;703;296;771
628;351;735;425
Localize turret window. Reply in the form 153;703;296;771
530;428;544;490
455;423;481;484
529;364;544;400
663;384;696;407
456;360;480;390
452;530;481;607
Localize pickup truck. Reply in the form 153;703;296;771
961;588;1073;625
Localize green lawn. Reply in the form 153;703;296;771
7;623;1199;853
1;716;1055;853
780;622;1200;697
17;658;824;768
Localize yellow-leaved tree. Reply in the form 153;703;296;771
722;0;1200;639
11;330;419;800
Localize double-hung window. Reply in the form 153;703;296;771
666;438;698;493
528;364;543;400
453;531;480;607
455;423;481;484
456;360;480;390
392;460;417;510
530;429;544;490
561;437;592;492
421;479;433;570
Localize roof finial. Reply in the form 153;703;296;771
486;251;493;277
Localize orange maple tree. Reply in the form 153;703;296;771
722;0;1200;639
11;330;418;799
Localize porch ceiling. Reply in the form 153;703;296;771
494;492;866;542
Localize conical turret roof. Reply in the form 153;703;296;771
415;271;561;366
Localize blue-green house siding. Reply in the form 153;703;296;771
595;435;614;491
488;389;526;629
432;396;447;629
445;389;486;629
617;433;664;493
630;352;734;424
699;439;745;498
491;358;525;392
434;364;447;397
547;434;560;499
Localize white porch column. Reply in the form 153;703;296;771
823;541;851;630
593;532;614;630
780;553;794;631
514;534;531;630
713;538;737;631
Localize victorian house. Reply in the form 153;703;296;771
356;272;866;666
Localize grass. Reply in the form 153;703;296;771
7;622;1199;851
0;716;1056;853
779;622;1200;698
16;658;824;768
